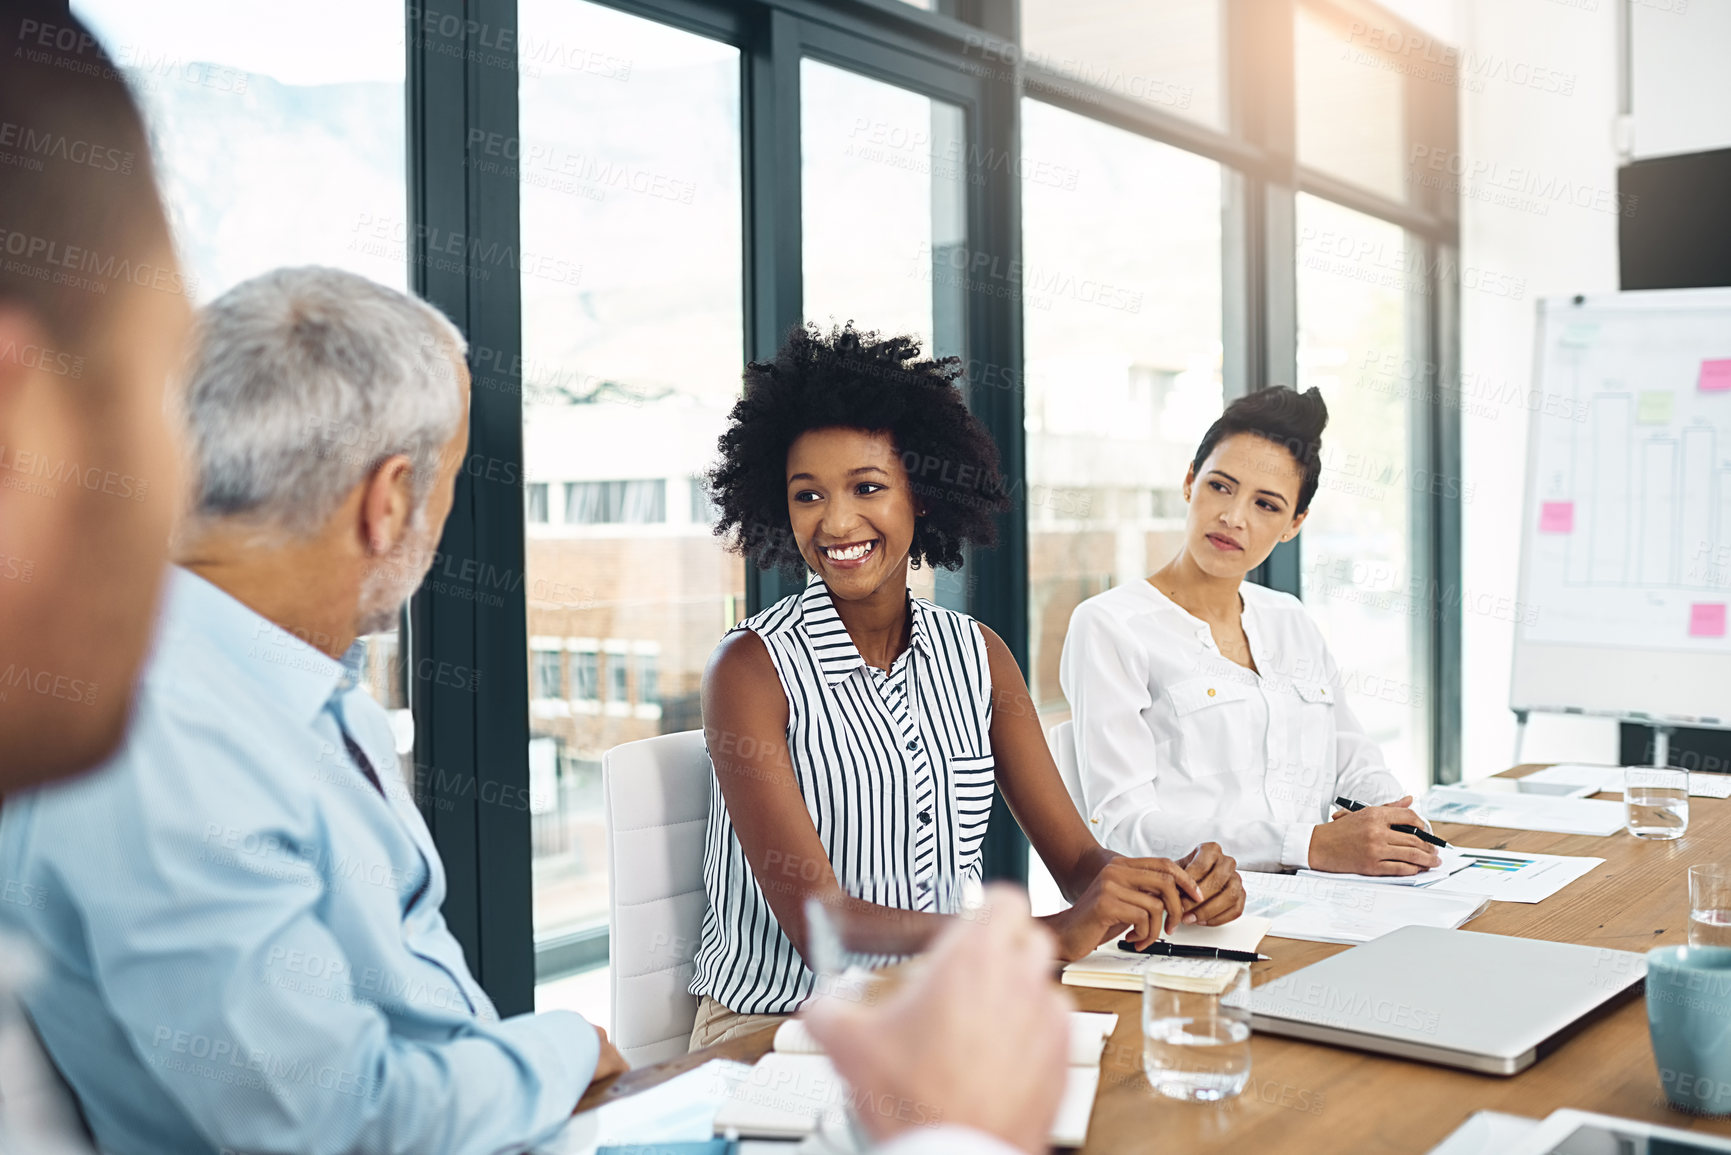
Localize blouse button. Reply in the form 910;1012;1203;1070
918;809;933;825
905;739;919;752
1207;687;1217;697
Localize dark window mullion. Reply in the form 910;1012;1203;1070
408;0;534;1016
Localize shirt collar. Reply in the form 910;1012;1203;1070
799;575;933;686
1138;579;1221;648
162;567;351;728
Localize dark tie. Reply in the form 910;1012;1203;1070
341;730;386;798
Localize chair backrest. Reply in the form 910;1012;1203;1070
0;975;92;1154
603;729;711;1067
1048;718;1086;819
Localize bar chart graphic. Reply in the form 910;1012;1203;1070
1522;297;1731;653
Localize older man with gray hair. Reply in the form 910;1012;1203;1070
0;266;625;1155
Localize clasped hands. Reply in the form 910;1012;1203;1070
1045;842;1245;961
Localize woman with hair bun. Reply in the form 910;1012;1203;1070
687;323;1245;1048
1060;387;1440;877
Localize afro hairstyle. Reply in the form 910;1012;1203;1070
706;323;1010;574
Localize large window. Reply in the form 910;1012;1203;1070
517;0;744;996
1022;101;1225;729
801;60;967;361
1295;194;1426;791
1021;0;1227;131
73;0;408;719
800;58;970;606
1295;4;1408;202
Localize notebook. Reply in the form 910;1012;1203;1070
711;1011;1119;1147
1061;915;1273;995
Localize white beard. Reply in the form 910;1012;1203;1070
355;506;438;637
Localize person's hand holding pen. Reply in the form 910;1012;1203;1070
1307;795;1445;876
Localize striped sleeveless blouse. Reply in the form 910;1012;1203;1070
690;576;997;1015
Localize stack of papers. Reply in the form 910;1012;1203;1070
711;1011;1119;1148
1243;871;1488;945
1420;786;1626;835
1523;763;1731;799
1061;916;1272;995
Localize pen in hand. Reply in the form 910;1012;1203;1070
1334;796;1450;848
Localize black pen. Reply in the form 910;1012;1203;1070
1335;796;1449;847
1117;939;1269;963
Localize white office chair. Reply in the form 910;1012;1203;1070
1047;718;1087;820
0;949;92;1155
603;729;712;1067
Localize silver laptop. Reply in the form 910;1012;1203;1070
1249;926;1646;1075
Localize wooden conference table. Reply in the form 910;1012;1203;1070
577;766;1731;1153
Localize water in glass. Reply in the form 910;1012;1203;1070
1142;965;1251;1102
1691;866;1731;948
1627;769;1688;840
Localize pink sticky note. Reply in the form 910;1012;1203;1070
1692;603;1728;638
1701;359;1731;392
1539;501;1574;533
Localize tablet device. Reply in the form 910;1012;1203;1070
1511;1108;1731;1154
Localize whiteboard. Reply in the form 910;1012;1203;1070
1511;289;1731;727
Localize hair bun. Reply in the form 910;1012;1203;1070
1287;386;1329;441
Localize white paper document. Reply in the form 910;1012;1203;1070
1420;786;1626;836
1524;763;1731;799
1423;847;1604;903
539;1059;752;1154
1298;847;1476;887
1242;872;1487;945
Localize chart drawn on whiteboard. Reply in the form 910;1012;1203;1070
1521;296;1731;653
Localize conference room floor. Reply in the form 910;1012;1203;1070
578;766;1731;1153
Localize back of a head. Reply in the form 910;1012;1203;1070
1190;386;1330;514
181;266;469;543
0;5;189;788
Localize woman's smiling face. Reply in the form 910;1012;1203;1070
786;426;918;602
1183;432;1309;579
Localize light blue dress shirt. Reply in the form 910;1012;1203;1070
0;569;598;1155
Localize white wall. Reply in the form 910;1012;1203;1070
1455;0;1626;774
1631;0;1731;159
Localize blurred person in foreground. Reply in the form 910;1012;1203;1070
808;884;1071;1155
0;4;189;790
0;266;628;1155
0;8;191;1152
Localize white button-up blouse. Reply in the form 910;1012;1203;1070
1058;579;1405;872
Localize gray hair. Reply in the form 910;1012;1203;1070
183;266;467;537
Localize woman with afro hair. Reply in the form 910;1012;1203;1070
686;324;1245;1049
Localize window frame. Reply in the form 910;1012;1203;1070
404;0;1459;1015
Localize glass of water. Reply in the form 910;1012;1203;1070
1626;767;1689;839
1691;865;1731;948
1142;963;1251;1102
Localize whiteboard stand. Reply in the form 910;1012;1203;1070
1653;726;1674;770
1513;710;1529;766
